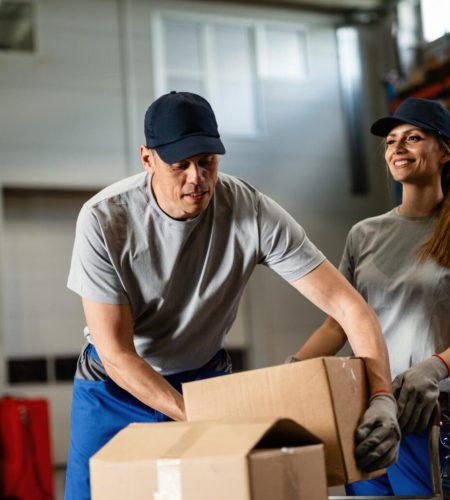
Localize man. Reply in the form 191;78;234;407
65;91;399;499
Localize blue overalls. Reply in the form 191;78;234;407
64;344;231;500
348;395;450;498
346;429;434;496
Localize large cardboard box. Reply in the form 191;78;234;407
183;356;370;485
90;418;327;500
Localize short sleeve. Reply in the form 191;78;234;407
257;193;326;282
67;205;129;304
338;229;356;284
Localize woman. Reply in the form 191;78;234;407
290;97;450;496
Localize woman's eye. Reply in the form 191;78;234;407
386;139;395;146
406;135;421;142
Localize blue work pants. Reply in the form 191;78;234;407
64;345;230;500
346;429;433;496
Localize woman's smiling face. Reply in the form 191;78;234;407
385;124;448;185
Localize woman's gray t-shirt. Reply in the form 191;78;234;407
68;172;325;374
339;207;450;379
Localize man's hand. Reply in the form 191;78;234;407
355;394;400;472
393;356;448;435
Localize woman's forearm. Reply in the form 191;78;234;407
295;316;347;360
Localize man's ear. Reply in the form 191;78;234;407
140;145;154;173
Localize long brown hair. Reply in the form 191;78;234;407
418;135;450;268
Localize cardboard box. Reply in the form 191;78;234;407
183;356;370;485
250;446;327;500
90;418;327;500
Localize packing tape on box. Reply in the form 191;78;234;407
154;459;182;500
161;425;208;458
154;426;209;500
281;447;300;500
341;356;358;386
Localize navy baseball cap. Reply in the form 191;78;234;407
144;91;225;164
371;97;450;139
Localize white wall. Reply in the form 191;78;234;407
0;0;394;465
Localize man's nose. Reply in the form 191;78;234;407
186;163;204;183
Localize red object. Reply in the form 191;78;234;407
0;397;54;499
433;353;450;377
369;387;393;398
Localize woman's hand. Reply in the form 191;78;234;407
393;356;448;434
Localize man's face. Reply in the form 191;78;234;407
141;147;219;220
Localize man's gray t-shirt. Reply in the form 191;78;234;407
339;207;450;379
68;172;325;374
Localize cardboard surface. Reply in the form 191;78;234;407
90;418;327;500
250;445;327;500
183;356;370;485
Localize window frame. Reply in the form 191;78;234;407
151;10;309;139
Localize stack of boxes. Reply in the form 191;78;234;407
90;357;375;499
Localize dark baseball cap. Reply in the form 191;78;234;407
144;91;226;164
370;97;450;139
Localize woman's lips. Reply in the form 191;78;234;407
394;159;412;167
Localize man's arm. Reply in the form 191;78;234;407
291;260;400;473
82;297;186;421
290;260;392;395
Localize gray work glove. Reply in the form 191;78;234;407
355;394;401;472
393;356;448;435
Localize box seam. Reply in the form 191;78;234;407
323;357;349;484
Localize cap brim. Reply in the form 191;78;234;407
370;117;405;137
370;116;440;137
155;135;226;164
